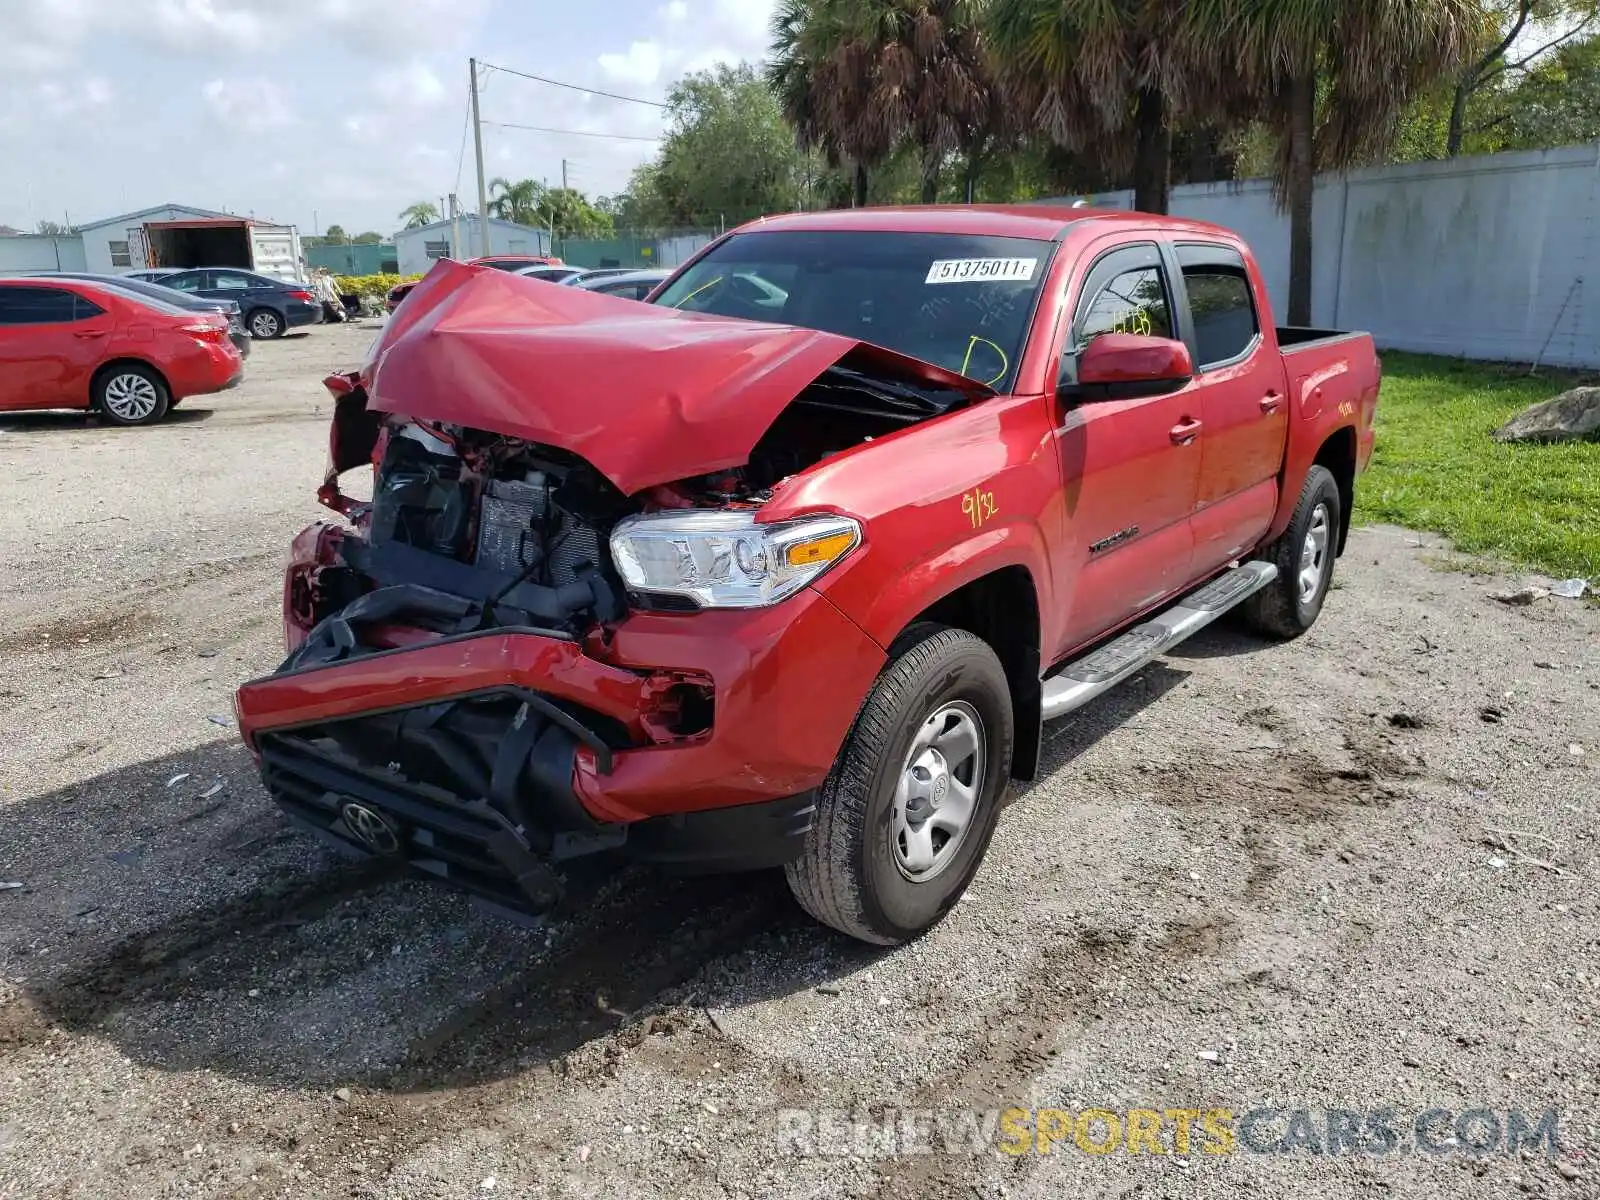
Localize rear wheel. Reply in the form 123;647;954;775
1240;464;1342;638
94;365;169;426
785;625;1013;945
247;308;284;339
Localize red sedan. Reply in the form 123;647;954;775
0;277;243;425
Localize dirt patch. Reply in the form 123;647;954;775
0;604;160;654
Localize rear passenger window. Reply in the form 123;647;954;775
1177;245;1259;369
0;286;79;324
74;294;105;320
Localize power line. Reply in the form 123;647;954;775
480;119;660;142
453;78;473;201
476;59;669;109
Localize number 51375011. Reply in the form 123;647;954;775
961;488;997;528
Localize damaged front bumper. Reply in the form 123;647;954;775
235;590;886;917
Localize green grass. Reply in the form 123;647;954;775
1354;352;1600;580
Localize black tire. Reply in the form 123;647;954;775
1240;464;1342;639
246;308;284;339
92;364;170;427
785;625;1014;945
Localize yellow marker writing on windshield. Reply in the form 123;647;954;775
672;275;724;309
960;335;1009;387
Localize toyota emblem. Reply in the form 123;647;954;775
340;801;401;855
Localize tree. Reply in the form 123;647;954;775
1495;30;1600;144
397;201;439;229
1447;0;1596;155
989;0;1224;214
36;220;72;235
1211;0;1480;323
353;231;384;244
323;223;348;242
641;63;813;224
770;0;896;206
488;177;544;225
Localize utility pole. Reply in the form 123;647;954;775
562;159;569;192
470;57;489;256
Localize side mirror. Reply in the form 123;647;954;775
1063;333;1193;402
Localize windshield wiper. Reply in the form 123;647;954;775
816;366;964;417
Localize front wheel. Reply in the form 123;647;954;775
785;625;1014;945
247;308;284;339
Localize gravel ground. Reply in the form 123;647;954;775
0;322;1596;1199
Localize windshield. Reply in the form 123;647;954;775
651;230;1054;392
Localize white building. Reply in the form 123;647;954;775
394;215;553;275
0;234;88;273
73;203;305;281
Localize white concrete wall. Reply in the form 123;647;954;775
1080;142;1600;366
0;235;87;273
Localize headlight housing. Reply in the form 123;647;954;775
609;510;861;609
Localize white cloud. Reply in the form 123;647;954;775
202;77;294;132
37;75;113;119
709;0;775;47
598;40;665;88
148;0;266;52
373;61;451;109
663;0;688;21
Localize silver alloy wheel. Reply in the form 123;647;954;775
891;700;986;883
250;310;281;338
1299;502;1331;603
102;372;160;422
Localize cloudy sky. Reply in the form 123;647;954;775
0;0;779;236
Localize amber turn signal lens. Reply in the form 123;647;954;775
784;530;856;567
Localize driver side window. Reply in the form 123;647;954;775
1077;267;1172;343
1060;242;1173;385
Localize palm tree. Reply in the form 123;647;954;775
771;0;883;205
488;177;545;225
1198;0;1480;322
772;0;994;206
988;0;1216;215
397;201;439;229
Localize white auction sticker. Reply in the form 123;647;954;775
924;257;1038;285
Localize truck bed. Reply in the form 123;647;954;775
1276;326;1370;353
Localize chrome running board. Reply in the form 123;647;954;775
1040;560;1279;721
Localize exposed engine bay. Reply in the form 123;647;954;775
289;361;976;668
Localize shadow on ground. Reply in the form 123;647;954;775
0;407;214;431
3;655;1195;1095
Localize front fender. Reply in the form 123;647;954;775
764;395;1061;649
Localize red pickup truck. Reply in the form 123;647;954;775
235;206;1378;945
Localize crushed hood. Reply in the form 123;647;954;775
361;259;991;495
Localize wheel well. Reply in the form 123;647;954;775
1314;427;1357;556
89;358;169;408
903;566;1043;781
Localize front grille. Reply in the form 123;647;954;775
257;689;625;913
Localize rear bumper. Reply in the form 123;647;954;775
169;344;245;398
286;302;324;328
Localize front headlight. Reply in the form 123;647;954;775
609;510;861;609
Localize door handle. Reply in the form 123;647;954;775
1260;391;1283;412
73;330;107;339
1169;418;1202;444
